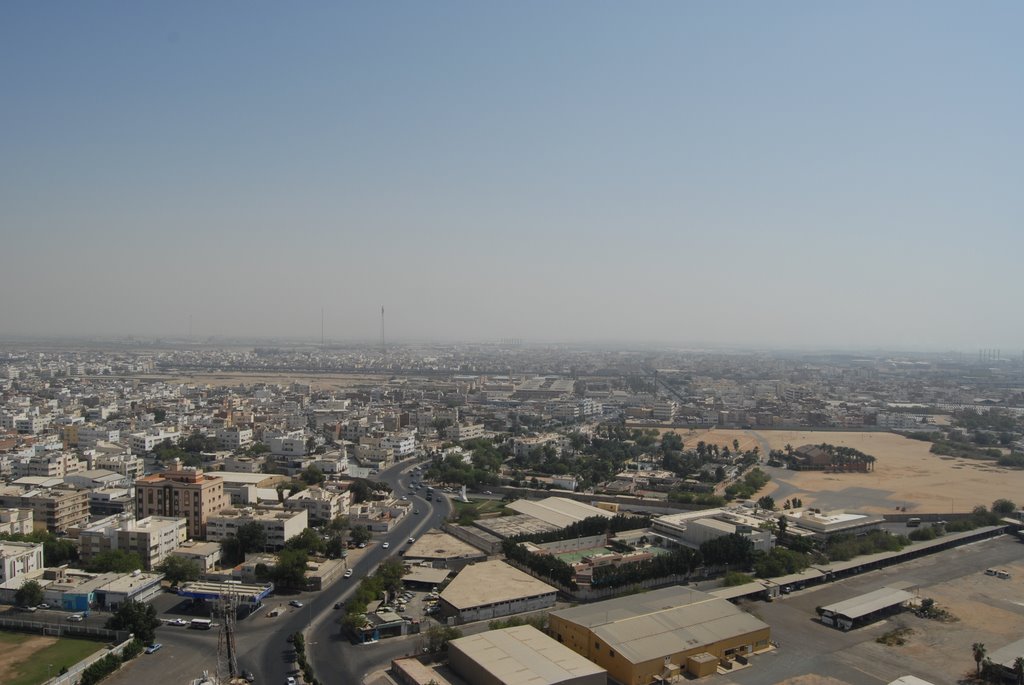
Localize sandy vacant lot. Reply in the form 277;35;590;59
653;428;1022;514
110;372;382;391
0;634;56;682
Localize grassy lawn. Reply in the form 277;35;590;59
451;498;512;520
0;631;107;685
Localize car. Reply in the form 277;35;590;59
169;618;189;626
483;490;492;495
19;606;37;612
334;602;343;610
67;614;84;622
344;569;353;578
357;542;366;548
286;678;297;685
382;542;390;549
37;603;50;609
998;570;1011;579
408;537;415;543
400;496;408;501
242;670;255;683
289;600;303;608
145;643;163;654
413;509;420;515
986;568;997;576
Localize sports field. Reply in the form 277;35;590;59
0;631;106;685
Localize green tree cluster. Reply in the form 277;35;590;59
106;600;162;644
824;530;908;562
157;556;201;584
15;579;44;607
86;549;143;573
753;548;810;578
342;559;407;632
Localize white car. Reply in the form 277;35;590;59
382;542;390;549
66;614;84;622
344;569;353;578
408;537;415;544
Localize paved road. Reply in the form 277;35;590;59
103;456;449;685
301;459;451;685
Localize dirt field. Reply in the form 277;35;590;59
108;372;382;390
652;428;1023;514
0;634;55;682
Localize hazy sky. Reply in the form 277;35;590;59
2;3;1022;350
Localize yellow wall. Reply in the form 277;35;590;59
548;616;771;685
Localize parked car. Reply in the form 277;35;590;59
289;600;303;608
382;542;390;549
408;537;415;543
66;614;84;622
169;618;189;626
37;603;50;609
343;569;353;578
145;643;163;654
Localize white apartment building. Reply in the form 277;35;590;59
129;428;180;454
267;432;306;457
447;423;485;442
356;436;394;466
652;401;677;422
75;426;121;448
15;416;48;435
284;486;350;523
0;540;45;584
91;452;145;481
382;431;417;458
206;507;308;549
78;514;188;570
216;426;254;450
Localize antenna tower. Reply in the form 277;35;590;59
216;594;239;682
380;306;386;359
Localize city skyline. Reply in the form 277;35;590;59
2;3;1023;349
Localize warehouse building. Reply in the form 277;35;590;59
816;585;915;631
449;625;606;685
549;586;771;684
439;560;557;623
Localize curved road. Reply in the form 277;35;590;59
253;458;452;685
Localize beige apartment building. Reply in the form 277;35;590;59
79;514;188;570
0;486;90;533
134;462;228;539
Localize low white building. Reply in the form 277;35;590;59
652;509;774;554
129;428;180;454
284;486;350;523
78;514;188;570
0;540;45;584
0;508;34;537
206;507;308;549
217;427;254;451
447;423;485;442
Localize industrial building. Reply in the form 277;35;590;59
439;560;558;623
403;530;487;571
817;585;915;631
448;625;607;685
548;586;771;684
506;497;613;529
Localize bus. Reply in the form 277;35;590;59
190;618;213;630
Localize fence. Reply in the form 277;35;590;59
42;636;136;685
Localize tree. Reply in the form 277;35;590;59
973;642;987;677
1013;656;1024;685
286;528;326;556
106;600;161;644
992;498;1016;516
777;516;788;537
350;525;371;546
300;465;326;486
86;549;143;573
756;495;776;511
236;522;268;554
14;579;44;607
424;625;462;654
157;556;200;584
272;548;309;589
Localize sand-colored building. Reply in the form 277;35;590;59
449;625;606;685
134;461;228;539
548;586;771;684
439;560;557;623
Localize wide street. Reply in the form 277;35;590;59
102;456;451;685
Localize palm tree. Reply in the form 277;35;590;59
972;642;986;677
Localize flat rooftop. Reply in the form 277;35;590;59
404;531;486;561
473;515;560;539
441;560;557;610
506;497;612;528
451;625;606;684
819;586;915;619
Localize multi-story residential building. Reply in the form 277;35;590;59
267;432;306;457
168;540;222;574
79;514;188;570
15;415;48;435
216;426;253;451
355;436;394;467
382;431;417;458
65;424;121;449
652;401;677;422
129;428;180;454
134;461;228;539
446;423;484;442
206;507;308;549
0;540;45;584
0;508;34;537
90;452;145;481
284;486;350;523
0;487;90;533
11;452;84;479
64;469;128;490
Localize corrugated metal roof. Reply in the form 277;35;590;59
440;560;557;610
507;497;612;528
552;586;768;664
819;586;914;619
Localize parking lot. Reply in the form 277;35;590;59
718;534;1024;685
